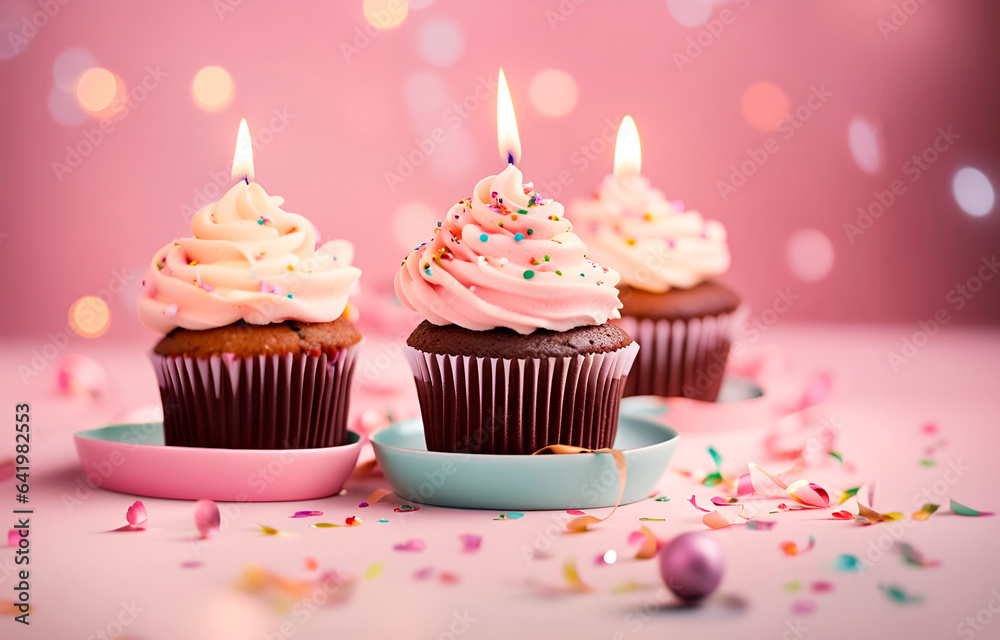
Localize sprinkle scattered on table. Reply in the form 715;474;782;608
879;583;923;604
950;499;995;517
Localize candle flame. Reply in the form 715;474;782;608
231;118;254;183
613;115;641;178
497;68;521;165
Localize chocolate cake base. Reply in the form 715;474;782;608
405;322;638;455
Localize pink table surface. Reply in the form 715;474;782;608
2;323;999;640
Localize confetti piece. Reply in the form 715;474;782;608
639;518;665;522
7;530;18;547
919;459;936;467
440;572;461;584
833;554;865;572
747;462;789;498
394;505;420;513
563;557;592;593
707;446;723;470
629;526;659;560
290;511;323;518
786;480;831;508
831;510;853;520
1;600;29;615
363;488;394;506
828;451;844;464
654;497;671;502
494;512;525;521
567;509;585;515
950;499;994;517
703;507;748;529
345;516;361;526
899;543;940;568
378;519;389;523
746;519;777;531
414;567;433;580
791;599;817;614
311;523;337;528
180;561;204;569
689;495;712;513
812;581;834;593
534;446;627;533
921;422;939;434
736;473;753;497
460;534;482;553
912;503;939;521
305;558;318;571
195;499;220;540
365;562;384;580
711;496;739;506
780;535;816;557
394;539;426;552
126;500;148;527
839;486;860;504
879;583;923;604
258;524;291;536
798;372;833;410
784;580;801;591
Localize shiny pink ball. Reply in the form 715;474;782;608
658;532;724;602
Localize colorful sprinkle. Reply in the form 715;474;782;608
527;229;534;235
479;233;488;242
523;270;535;280
626;239;636;246
290;511;323;519
555;270;563;276
543;255;550;261
394;505;419;512
654;497;671;502
514;233;524;242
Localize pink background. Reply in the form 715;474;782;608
1;0;999;342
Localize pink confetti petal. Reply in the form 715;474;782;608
460;534;482;553
567;510;585;515
8;529;19;547
180;561;204;569
787;480;831;508
748;463;788;498
439;572;461;584
792;599;817;614
195;499;221;540
126;501;148;527
736;473;753;497
0;459;15;482
414;566;434;580
921;422;938;435
832;510;853;520
711;496;740;506
688;495;712;513
812;581;834;593
290;510;323;518
703;508;748;529
394;539;426;552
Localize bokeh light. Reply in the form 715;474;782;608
848;116;883;175
666;0;714;27
528;69;579;118
786;228;834;282
76;67;120;114
740;82;791;132
192;65;234;112
952;167;995;217
418;17;465;67
68;295;112;338
363;0;408;30
48;85;88;126
603;550;617;564
53;47;98;91
393;202;441;253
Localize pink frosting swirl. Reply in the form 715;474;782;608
138;181;361;333
395;164;623;334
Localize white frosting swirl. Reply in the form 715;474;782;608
138;181;361;333
570;174;730;293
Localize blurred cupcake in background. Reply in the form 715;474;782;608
570;116;743;401
138;120;362;449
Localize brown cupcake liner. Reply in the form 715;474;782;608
151;341;360;449
405;341;639;455
617;307;746;401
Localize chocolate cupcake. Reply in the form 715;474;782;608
395;163;639;455
571;120;743;401
138;170;362;449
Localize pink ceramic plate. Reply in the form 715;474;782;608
73;423;362;502
621;376;772;432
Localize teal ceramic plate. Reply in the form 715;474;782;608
370;414;678;510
